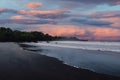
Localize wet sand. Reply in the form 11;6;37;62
0;42;120;80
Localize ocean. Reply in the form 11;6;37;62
23;41;120;76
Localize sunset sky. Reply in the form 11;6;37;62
0;0;120;40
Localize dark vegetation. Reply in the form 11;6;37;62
0;27;61;42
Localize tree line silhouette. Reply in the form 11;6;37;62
0;27;61;42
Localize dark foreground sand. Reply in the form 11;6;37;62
0;43;120;80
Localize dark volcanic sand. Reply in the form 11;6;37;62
0;43;120;80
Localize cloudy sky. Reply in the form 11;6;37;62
0;0;120;40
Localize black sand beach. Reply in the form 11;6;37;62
0;43;120;80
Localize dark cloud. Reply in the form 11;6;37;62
34;13;70;19
18;9;70;19
51;0;120;5
0;8;17;14
87;11;120;19
71;18;113;26
0;19;56;25
0;8;70;19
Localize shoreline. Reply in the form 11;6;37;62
0;42;120;80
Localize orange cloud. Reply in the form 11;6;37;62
26;2;42;9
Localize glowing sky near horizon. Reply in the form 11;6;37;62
1;0;120;41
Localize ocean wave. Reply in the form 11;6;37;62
24;41;120;52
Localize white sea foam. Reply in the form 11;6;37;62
26;41;120;52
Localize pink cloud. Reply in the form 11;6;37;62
0;8;6;11
18;9;68;19
24;24;120;41
26;2;43;9
10;15;25;19
0;8;7;13
18;9;68;15
24;24;86;36
88;11;120;27
88;27;120;40
115;1;120;4
100;17;120;27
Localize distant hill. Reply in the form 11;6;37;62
59;37;88;41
